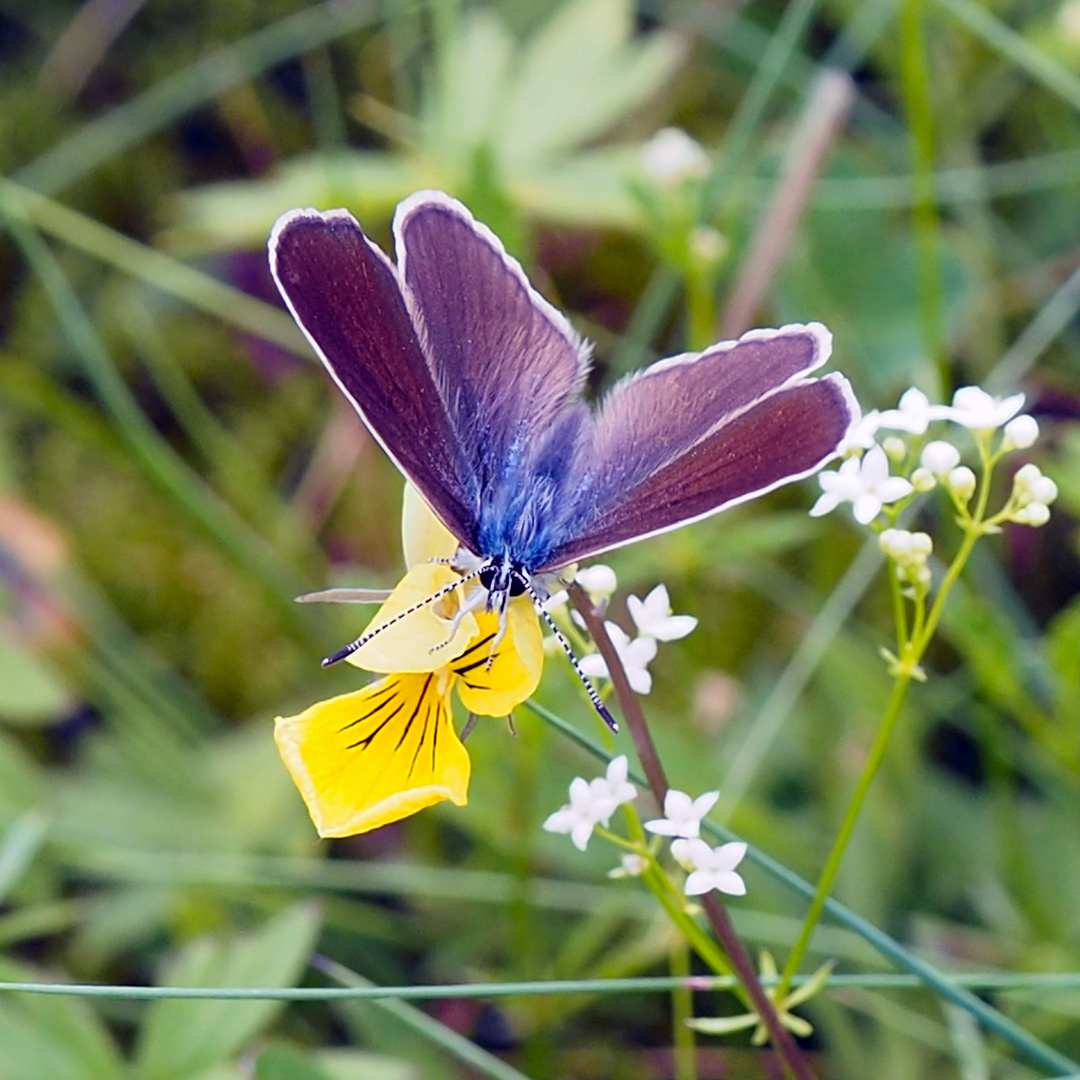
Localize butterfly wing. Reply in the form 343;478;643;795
395;192;591;482
537;324;858;570
394;193;592;557
270;208;481;552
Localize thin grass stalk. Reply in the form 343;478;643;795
899;0;948;395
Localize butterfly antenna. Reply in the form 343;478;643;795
518;574;619;734
321;568;482;667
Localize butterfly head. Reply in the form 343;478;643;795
477;555;529;614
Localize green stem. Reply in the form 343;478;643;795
780;443;997;996
899;0;948;396
779;672;912;996
671;938;698;1080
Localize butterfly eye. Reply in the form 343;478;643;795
509;575;527;598
478;565;498;591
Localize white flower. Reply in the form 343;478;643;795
589;754;638;814
681;838;748;897
543;756;636;851
809;446;914;524
940;386;1024;431
645;788;719;839
543;778;605;851
838;410;881;453
580;624;658;695
671;837;695;870
1002;415;1039;451
877;387;939;434
627;584;697;642
641;127;710;186
921;440;961;475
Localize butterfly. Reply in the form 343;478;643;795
270;191;858;728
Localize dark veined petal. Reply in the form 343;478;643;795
452;600;543;716
275;673;468;837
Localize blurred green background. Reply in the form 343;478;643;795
1;0;1080;1076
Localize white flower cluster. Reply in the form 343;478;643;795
544;768;747;898
647;788;747;897
879;528;933;591
1010;463;1058;527
578;582;698;695
812;384;1055;528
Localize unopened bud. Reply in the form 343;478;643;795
882;436;907;461
1002;414;1039;451
948;466;977;503
1013;502;1051;527
911;466;936;492
921;440;961;475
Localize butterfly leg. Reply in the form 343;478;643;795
428;584;487;654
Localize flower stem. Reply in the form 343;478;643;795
778;444;997;996
569;585;816;1080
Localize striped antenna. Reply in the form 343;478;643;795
321;567;483;666
517;573;619;733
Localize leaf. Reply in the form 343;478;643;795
255;1044;334;1080
133;903;321;1080
497;0;684;167
316;1049;419;1080
165;153;427;255
0;959;125;1080
0;635;70;724
256;1045;419;1080
423;9;513;173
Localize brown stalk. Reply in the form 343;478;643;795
568;583;816;1080
719;69;855;339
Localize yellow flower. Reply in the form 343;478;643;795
275;486;544;837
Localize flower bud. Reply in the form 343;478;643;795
921;440;961;475
1002;414;1039;451
882;435;907;461
947;466;977;503
1013;502;1051;527
910;532;933;558
690;226;727;266
879;529;912;560
1030;475;1058;505
910;466;936;492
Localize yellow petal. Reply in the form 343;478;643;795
275;673;470;837
402;482;460;568
453;596;543;716
347;563;478;673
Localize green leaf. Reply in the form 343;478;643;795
424;9;513;173
317;1049;419;1080
0;960;124;1080
0;635;70;725
133;903;321;1080
0;810;50;903
165;152;426;255
255;1044;334;1080
498;0;684;167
